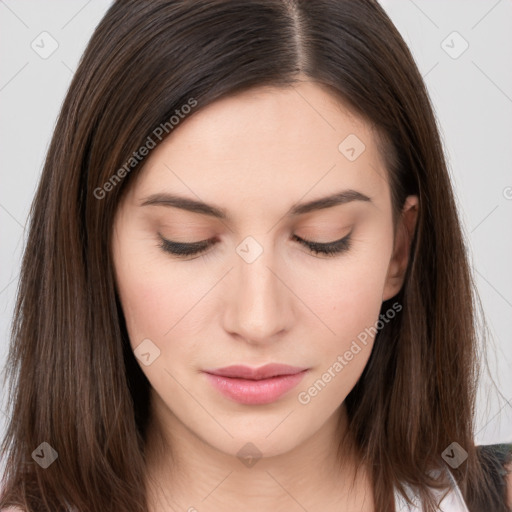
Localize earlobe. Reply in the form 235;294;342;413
382;195;419;301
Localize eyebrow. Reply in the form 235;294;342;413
139;189;372;220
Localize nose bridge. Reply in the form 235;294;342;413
224;234;291;343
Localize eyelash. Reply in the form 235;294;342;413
158;233;352;259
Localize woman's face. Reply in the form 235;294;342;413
112;81;417;460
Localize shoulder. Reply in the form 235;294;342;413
506;457;512;509
478;442;512;509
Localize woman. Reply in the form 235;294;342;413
1;0;511;510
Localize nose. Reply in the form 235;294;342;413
222;239;293;346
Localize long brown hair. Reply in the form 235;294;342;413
0;1;506;510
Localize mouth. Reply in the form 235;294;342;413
202;364;309;405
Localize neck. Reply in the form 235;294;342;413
143;391;374;512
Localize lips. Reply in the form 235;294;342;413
203;363;308;380
202;364;309;405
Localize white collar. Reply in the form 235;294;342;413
393;465;470;511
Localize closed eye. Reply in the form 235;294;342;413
158;232;352;259
291;233;351;257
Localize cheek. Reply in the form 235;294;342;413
114;234;216;382
302;244;392;341
115;252;192;350
295;232;394;386
113;246;205;403
294;251;394;408
113;225;174;347
303;272;383;378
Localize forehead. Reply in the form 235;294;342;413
130;81;390;220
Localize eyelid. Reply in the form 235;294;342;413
292;232;352;256
158;233;214;257
157;230;352;258
292;233;350;246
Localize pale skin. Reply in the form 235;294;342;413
111;80;419;512
4;83;511;512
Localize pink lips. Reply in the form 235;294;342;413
203;364;308;405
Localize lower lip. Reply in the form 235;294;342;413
204;370;308;405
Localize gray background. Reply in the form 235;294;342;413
1;0;511;470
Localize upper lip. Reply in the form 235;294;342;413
204;364;308;380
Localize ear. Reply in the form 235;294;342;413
382;195;419;301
